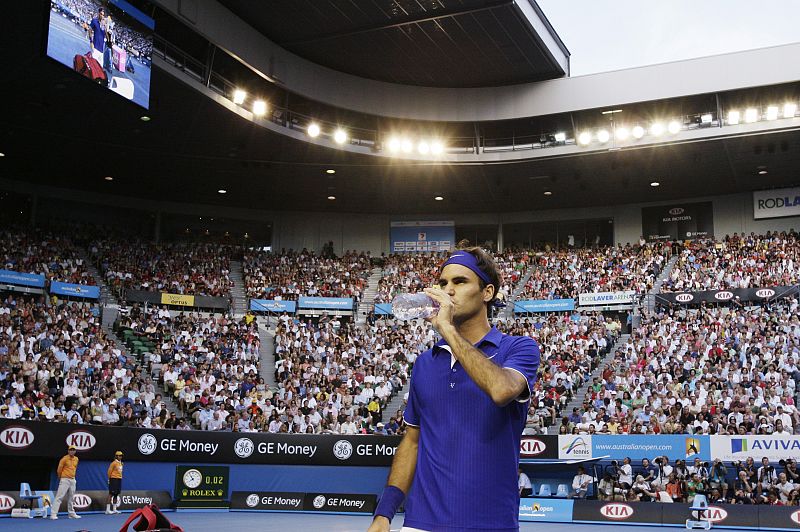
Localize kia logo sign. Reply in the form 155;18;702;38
703;506;728;523
600;503;633;520
0;426;34;449
73;494;92;509
0;494;14;512
714;291;734;301
66;431;96;451
669;208;685;215
675;294;694;303
756;289;776;298
520;438;546;457
790;509;800;525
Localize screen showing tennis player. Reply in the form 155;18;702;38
46;0;154;109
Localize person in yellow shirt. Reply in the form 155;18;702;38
106;451;124;515
50;445;80;520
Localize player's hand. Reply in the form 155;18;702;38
367;515;391;532
423;286;454;333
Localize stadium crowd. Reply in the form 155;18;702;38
0;228;95;286
662;231;800;292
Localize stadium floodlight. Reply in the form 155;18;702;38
401;138;413;153
784;103;797;118
233;90;246;105
596;129;610;143
650;181;660;187
631;126;645;139
307;123;321;137
217;189;227;194
650;122;665;136
728;110;740;125
326;169;336;174
434;196;444;201
417;141;430;154
327;195;336;200
615;127;629;141
578;131;592;145
252;100;267;117
104;176;113;181
667;121;681;134
554;132;566;142
387;137;401;153
744;108;759;123
430;140;444;155
333;128;348;144
543;191;552;196
766;106;779;120
701;113;713;124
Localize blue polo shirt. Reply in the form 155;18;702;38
403;327;540;531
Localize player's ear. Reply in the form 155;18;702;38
483;284;495;303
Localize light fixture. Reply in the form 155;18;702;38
0;152;4;157
784;102;797;118
387;137;400;153
104;176;113;181
744;108;759;123
578;131;592;145
326;169;336;174
140;116;150;122
758;170;768;175
554;132;566;142
307;123;321;138
327;195;336;200
650;181;660;187
596;129;610;143
728;110;741;125
615;127;629;141
700;113;713;124
252;100;267;117
417;141;430;154
430;141;444;155
543;191;553;196
233;90;246;105
667;121;681;134
632;126;645;139
766;106;779;120
601;109;623;115
650;122;665;136
401;138;413;153
434;196;444;201
218;189;227;194
333;128;348;144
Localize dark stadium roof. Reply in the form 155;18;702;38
216;0;570;87
2;1;800;216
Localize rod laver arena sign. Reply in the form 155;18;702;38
754;187;800;219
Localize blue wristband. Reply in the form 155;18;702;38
374;485;405;521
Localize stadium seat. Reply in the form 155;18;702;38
556;484;569;498
537;484;551;497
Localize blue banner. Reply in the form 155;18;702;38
390;221;454;253
298;297;354;310
250;299;297;313
50;281;100;299
374;303;392;315
591;435;710;461
514;299;575;313
0;269;46;288
519;499;573;523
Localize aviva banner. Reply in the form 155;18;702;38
50;281;100;299
710;435;800;461
161;293;196;307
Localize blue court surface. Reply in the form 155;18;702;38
46;9;151;108
0;512;698;531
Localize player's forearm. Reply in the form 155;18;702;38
386;427;419;493
439;324;522;406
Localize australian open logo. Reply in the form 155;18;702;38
714;291;734;301
313;495;327;509
669;207;685;215
137;433;157;455
675;293;694;303
756;288;775;298
332;440;353;460
234;437;254;458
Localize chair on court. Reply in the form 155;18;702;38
686;494;711;530
537;484;552;497
19;483;47;518
555;484;569;498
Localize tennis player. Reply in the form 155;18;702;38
368;246;541;531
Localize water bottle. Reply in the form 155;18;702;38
391;293;439;321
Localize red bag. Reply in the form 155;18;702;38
73;52;107;84
118;504;183;532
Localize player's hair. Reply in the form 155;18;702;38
454;241;501;310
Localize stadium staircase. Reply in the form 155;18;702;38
641;253;679;313
82;250;119;306
501;267;535;320
229;260;247;316
356;267;384;324
547;332;631;434
383;380;409;423
258;326;279;389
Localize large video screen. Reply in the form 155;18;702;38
46;0;154;109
